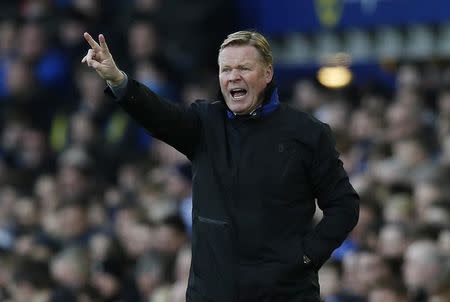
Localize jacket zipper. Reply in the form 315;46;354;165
198;215;230;226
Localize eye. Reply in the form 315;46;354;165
221;67;231;73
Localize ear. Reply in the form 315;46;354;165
265;65;274;84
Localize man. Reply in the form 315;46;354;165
403;240;445;302
82;30;359;302
368;278;408;302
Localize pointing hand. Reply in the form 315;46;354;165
81;32;124;85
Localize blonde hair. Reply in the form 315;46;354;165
219;30;273;67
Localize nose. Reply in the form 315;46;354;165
228;69;242;82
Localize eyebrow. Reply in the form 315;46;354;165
220;63;253;69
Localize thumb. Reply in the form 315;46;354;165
89;60;102;70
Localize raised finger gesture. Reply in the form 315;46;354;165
81;32;124;84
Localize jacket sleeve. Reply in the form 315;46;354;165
303;123;359;269
106;78;201;158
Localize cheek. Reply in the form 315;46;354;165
219;76;227;90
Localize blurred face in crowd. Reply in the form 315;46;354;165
165;168;191;200
438;91;450;115
77;69;106;110
73;0;99;18
350;202;376;245
423;203;450;227
349;109;377;142
128;21;158;60
19;129;48;169
91;271;120;298
318;264;340;300
34;175;59;210
154;224;186;254
70;113;97;146
219;45;273;115
341;252;360;292
291;80;321;112
135;255;163;297
59;15;86;47
356;252;390;296
51;249;88;289
122;223;153;258
0;190;16;236
377;224;408;258
182;79;216;106
441;135;450;165
403;240;441;291
10;281;35;302
396;64;421;92
14;198;38;229
368;287;407;302
118;163;141;193
392;139;427;167
383;197;412;225
59;204;87;240
169;247;191;302
438;229;450;255
1;120;25;152
414;180;442;217
175;246;191;282
135;0;160;11
316;101;349;133
0;20;15;54
6;60;34;97
18;22;45;62
58;158;91;200
386;102;420;142
89;233;112;262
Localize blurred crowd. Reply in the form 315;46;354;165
0;1;449;302
293;64;450;302
0;0;233;302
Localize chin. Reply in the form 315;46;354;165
231;107;248;115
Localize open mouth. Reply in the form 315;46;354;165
230;88;247;100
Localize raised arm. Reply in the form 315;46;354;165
81;33;201;157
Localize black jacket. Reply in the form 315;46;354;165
109;80;359;302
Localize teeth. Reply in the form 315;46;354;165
230;88;247;100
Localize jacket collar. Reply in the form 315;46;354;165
225;84;280;120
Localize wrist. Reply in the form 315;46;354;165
107;71;125;86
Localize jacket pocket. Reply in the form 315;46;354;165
192;215;236;302
273;239;316;294
281;238;304;266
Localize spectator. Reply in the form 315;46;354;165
368;277;408;302
0;2;449;301
403;240;446;301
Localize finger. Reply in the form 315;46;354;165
89;60;102;69
86;49;96;67
83;32;101;51
81;49;92;63
98;34;110;53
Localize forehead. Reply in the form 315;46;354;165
218;45;262;66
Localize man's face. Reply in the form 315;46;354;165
403;241;440;291
218;45;273;115
368;288;401;302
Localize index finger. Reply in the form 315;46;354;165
99;34;110;53
83;32;101;51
